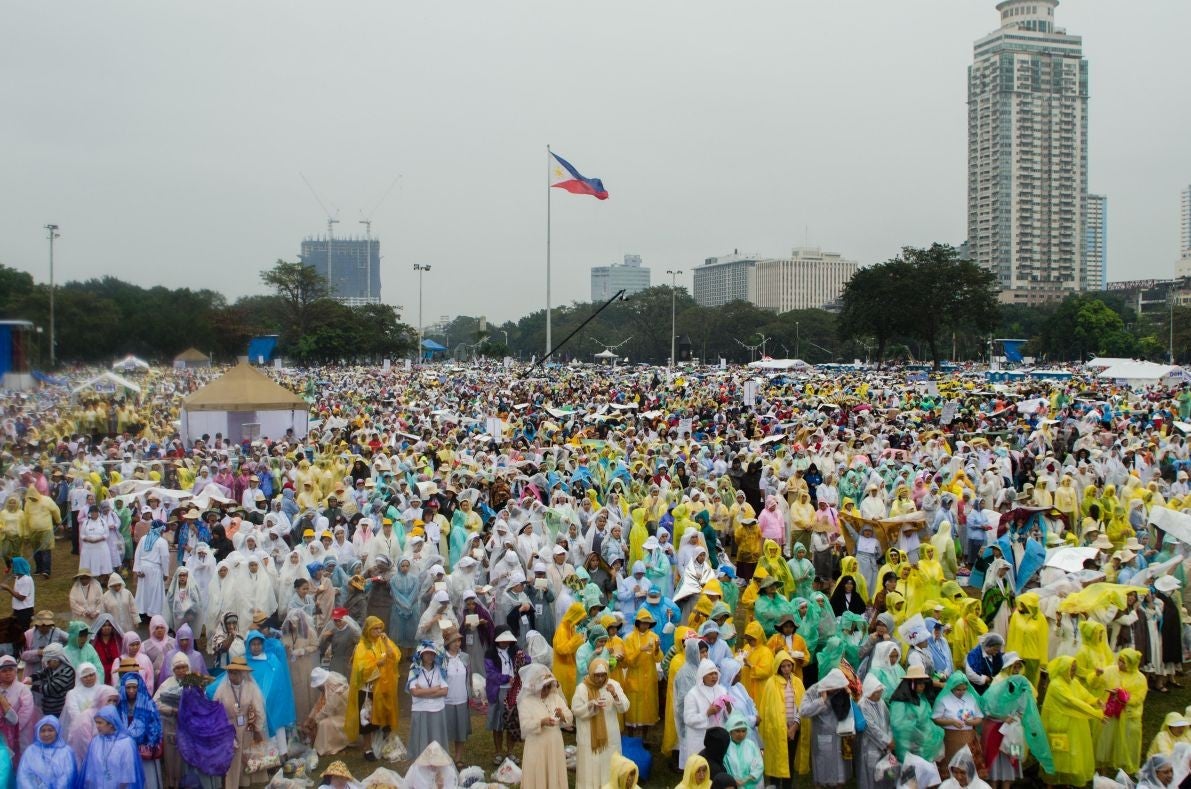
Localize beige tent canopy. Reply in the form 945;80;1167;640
180;362;308;445
174;347;211;367
183;362;305;411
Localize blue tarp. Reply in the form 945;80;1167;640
247;336;279;364
31;370;68;387
420;339;447;351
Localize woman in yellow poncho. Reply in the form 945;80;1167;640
1074;620;1118;698
739;567;766;626
671;504;697;549
902;547;941;615
758;650;810;783
757;539;796;597
344;615;401;757
1040;655;1104;787
627;507;649;567
740;621;774;706
1147;711;1191;759
889;484;915;517
930;521;959;580
833;556;869;603
553;603;587;704
622;608;661;733
1054;475;1079;527
949;598;987;666
1097;648;1147;774
1006;592;1049;688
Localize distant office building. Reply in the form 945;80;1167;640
968;0;1090;305
752;248;859;313
1085;194;1107;290
693;253;764;307
590;254;651;301
1179;186;1191;278
299;236;381;305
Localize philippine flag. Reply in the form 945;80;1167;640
550;152;609;200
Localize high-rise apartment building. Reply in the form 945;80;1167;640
299;236;381;306
1177;186;1191;279
968;0;1089;304
1085;194;1107;290
693;253;764;307
753;248;859;312
590;254;651;301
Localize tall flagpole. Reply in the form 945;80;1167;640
546;144;552;358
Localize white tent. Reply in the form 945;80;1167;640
180;361;309;446
71;371;142;398
112;354;150;372
746;358;811;371
1096;360;1186;387
1085;357;1133;371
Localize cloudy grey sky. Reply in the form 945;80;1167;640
3;1;1188;324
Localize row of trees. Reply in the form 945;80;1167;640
1;246;1183;368
0;261;416;366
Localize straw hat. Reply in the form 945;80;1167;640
904;664;930;681
118;657;141;674
31;610;55;627
225;656;252;672
73;568;93;579
322;761;356;781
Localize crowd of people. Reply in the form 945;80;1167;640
2;359;1191;789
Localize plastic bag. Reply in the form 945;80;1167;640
875;753;899;782
851;699;867;734
999;720;1025;759
379;732;408;763
493;758;522;784
265;767;311;788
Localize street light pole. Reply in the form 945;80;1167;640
414;264;431;362
796;321;800;360
44;224;59;368
666;269;683;368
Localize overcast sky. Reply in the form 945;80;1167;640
3;1;1188;324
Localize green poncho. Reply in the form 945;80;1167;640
984;675;1054;774
888;678;945;762
65;620;103;677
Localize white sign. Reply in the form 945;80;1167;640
940;401;958;425
382;358;391;372
719;358;727;370
504;357;513;369
404;359;412;371
743;380;759;404
485;416;504;439
678;419;693;436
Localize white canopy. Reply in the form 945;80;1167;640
1085;357;1133;370
746;358;811;371
112;354;150;371
71;371;142;397
593;349;619;359
1096;360;1185;387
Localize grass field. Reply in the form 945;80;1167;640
25;539;1188;786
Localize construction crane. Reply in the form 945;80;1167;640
300;173;340;295
358;175;401;303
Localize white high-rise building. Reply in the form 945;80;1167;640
1085;194;1107;290
753;248;859;312
968;0;1089;305
1177;186;1191;279
693;253;765;307
590;254;651;301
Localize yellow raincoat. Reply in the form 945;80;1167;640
1097;649;1146;773
553;603;587;704
628;507;649;566
1006;592;1049;687
740;621;774;706
622;610;661;726
1040;656;1103;787
950;598;987;666
757;539;796;597
758;651;809;778
344;616;401;741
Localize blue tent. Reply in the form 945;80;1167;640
247;335;279;364
421;338;447;360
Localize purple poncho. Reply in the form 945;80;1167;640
177;685;236;776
